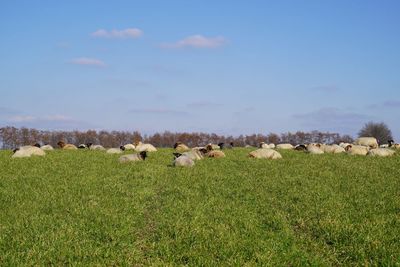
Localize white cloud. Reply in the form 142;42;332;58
69;57;106;67
8;115;36;122
91;28;143;39
161;35;227;49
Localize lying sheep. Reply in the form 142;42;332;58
57;141;78;150
388;140;400;150
218;142;234;149
345;145;369;156
354;137;378;149
78;144;87;149
249;148;282;159
122;144;136;150
119;151;147;163
40;144;54;151
295;144;307;151
174;142;190;152
204;144;225;158
321;144;345;154
12;146;46;158
107;146;125;154
367;148;395;157
174;150;204;161
259;142;275;149
87;143;106;150
339;142;352;148
207;143;221;150
306;144;324;154
173;154;195;167
135;142;157;152
276;143;294;150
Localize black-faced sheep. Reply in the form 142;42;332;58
119;151;147;163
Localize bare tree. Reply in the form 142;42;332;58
358;121;393;144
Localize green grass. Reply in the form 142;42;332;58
0;148;399;266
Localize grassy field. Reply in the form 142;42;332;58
0;148;399;266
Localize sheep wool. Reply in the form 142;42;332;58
354;137;378;149
107;148;123;154
276;143;294;150
40;145;54;151
368;148;395;157
12;146;45;158
206;150;226;158
123;144;136;150
173;155;195;167
119;152;147;163
249;148;282;159
345;145;369;156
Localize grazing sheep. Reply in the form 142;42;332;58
354;137;378;149
87;143;106;151
173;154;195;167
122;144;136;150
276;143;294;150
345;145;369;156
40;144;54;151
107;146;125;154
368;148;395;157
119;151;147;163
321;144;345;154
249;148;282;159
174;142;190;152
57;141;78;150
12;146;45;158
218;142;234;149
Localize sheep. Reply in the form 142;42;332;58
204;144;225;158
134;141;157;152
339;142;351;148
57;141;78;150
175;150;204;161
78;144;87;149
259;142;275;149
174;142;190;152
276;143;294;150
218;142;234;149
107;146;125;154
388;140;400;150
320;144;345;154
306;144;324;154
40;144;54;151
122;144;136;150
345;144;369;156
119;151;147;163
295;144;307;151
248;148;282;159
367;148;395;157
173;154;195;167
207;143;221;150
354;137;378;149
12;146;45;158
87;143;106;151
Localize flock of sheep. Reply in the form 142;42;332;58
9;137;400;167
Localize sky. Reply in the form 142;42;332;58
1;0;399;139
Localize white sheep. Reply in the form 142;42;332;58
248;148;282;159
119;151;147;163
107;146;125;154
174;142;190;152
57;141;78;150
306;144;324;154
175;150;204;161
259;142;275;149
276;143;294;150
367;148;395;157
345;145;369;156
321;144;345;154
173;154;195;167
354;137;378;149
12;146;45;158
87;143;106;150
135;142;157;152
122;144;136;150
40;144;54;151
339;142;351;148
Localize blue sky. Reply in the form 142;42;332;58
1;0;399;139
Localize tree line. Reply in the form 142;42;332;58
0;126;355;149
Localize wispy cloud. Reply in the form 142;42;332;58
91;28;143;39
293;107;370;133
161;35;227;49
367;100;400;109
69;57;106;67
129;108;189;116
186;101;222;108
